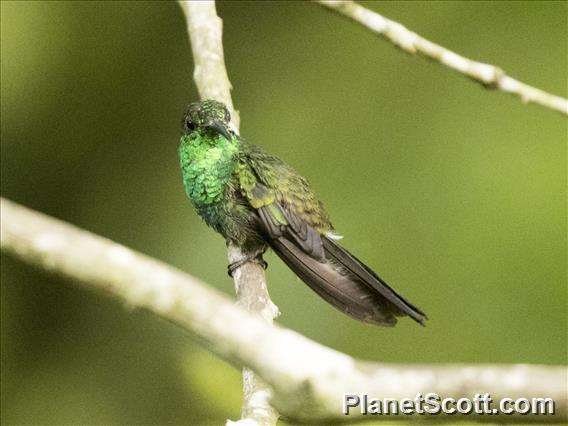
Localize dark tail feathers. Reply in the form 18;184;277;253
270;236;427;326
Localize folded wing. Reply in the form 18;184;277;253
238;148;427;326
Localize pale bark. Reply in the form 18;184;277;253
178;1;279;424
317;0;568;116
2;197;566;423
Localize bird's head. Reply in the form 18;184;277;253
182;100;233;142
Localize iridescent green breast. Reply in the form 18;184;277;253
179;134;238;206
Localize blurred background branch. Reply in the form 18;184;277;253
2;198;566;423
178;1;279;424
317;0;568;116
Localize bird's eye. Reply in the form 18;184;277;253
185;120;196;131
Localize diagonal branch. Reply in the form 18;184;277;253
178;1;279;425
317;0;568;116
2;198;566;423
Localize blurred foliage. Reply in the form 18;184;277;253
1;1;566;425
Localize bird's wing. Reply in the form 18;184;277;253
237;143;427;326
237;158;326;261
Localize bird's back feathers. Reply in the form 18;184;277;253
238;143;427;326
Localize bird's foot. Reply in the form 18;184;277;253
227;251;268;277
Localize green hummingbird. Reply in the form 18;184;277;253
179;100;427;326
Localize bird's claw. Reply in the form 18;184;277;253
227;253;268;277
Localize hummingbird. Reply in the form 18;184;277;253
179;100;427;326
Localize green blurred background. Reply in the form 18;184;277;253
1;1;566;425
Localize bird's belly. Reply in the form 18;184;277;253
195;196;264;251
195;201;226;233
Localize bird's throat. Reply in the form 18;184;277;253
179;134;238;206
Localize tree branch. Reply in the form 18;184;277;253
178;0;239;128
178;1;279;424
2;198;566;423
317;0;568;116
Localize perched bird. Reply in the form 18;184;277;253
179;100;427;326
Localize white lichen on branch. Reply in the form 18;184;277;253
317;0;568;116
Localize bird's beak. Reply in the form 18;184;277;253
205;119;232;141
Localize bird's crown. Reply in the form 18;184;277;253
182;100;231;140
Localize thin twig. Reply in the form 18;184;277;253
2;197;566;423
178;1;279;424
317;0;568;116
